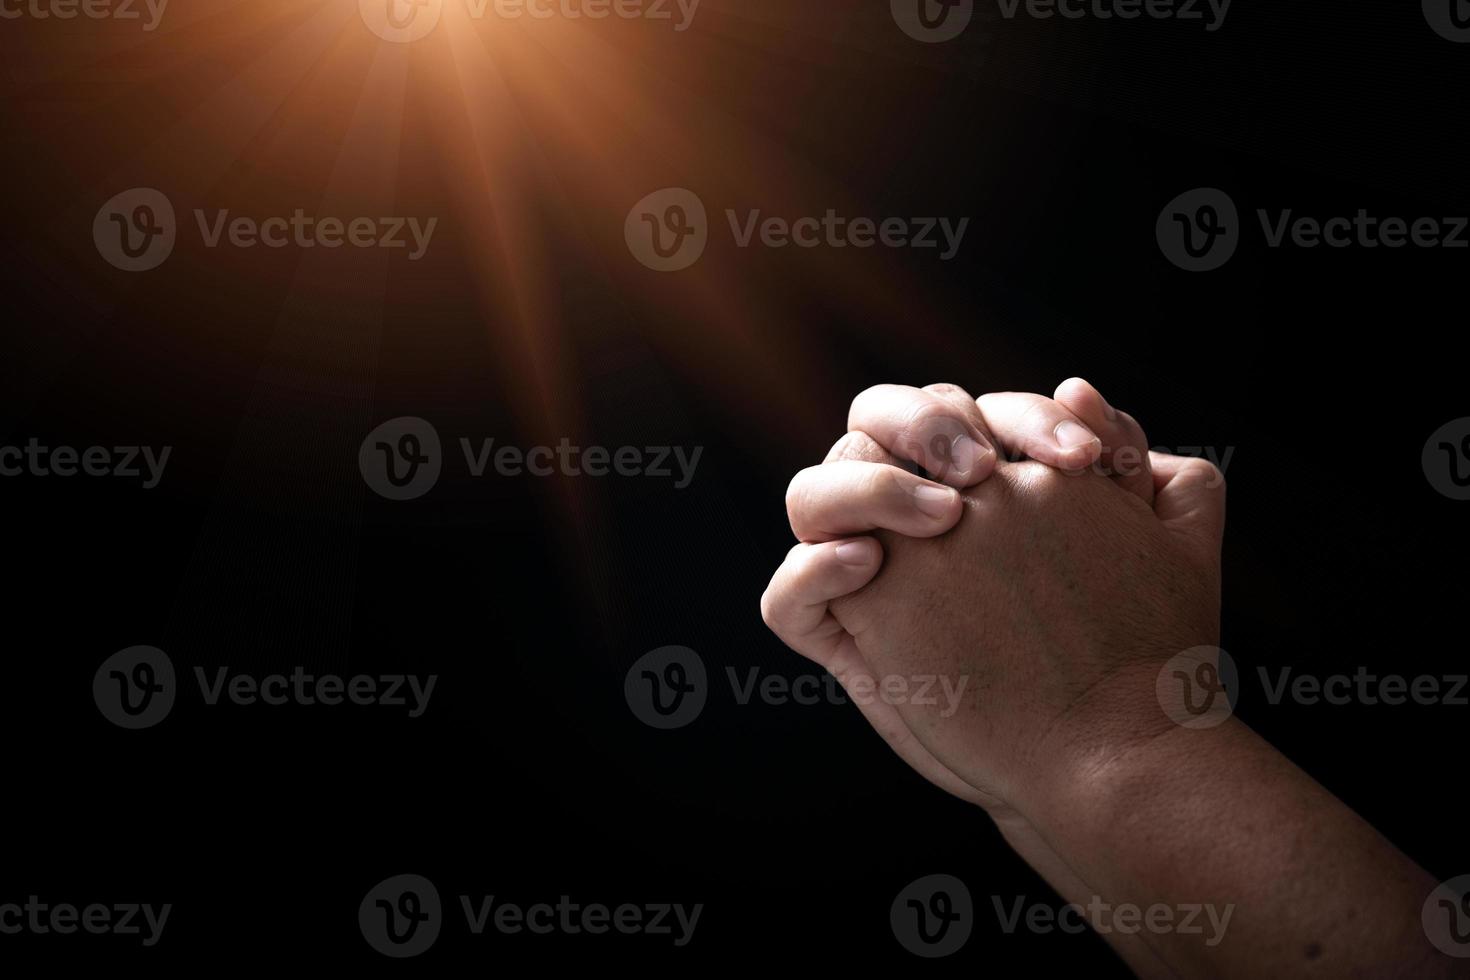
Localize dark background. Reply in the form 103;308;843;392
2;0;1467;970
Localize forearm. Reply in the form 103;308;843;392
993;808;1180;978
1018;719;1449;977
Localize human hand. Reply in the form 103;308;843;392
761;378;1184;810
824;442;1225;816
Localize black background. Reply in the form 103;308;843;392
2;0;1467;970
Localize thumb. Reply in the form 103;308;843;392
1150;451;1227;554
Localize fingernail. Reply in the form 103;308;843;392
835;541;873;565
949;434;987;476
1054;420;1100;452
913;485;958;519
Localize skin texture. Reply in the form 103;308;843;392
760;379;1456;978
827;455;1219;811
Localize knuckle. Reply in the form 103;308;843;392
759;568;799;633
922;381;969;399
828;430;884;464
759;587;779;631
785;465;819;504
761;554;807;634
898;400;959;457
1016;398;1060;444
785;468;821;527
849;384;896;423
1054;376;1089;399
867;465;909;511
1187;458;1226;490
